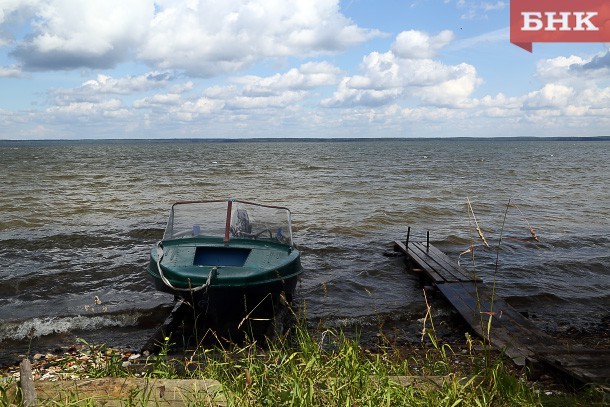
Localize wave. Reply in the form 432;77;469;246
0;306;171;342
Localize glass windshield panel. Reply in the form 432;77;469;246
163;200;293;245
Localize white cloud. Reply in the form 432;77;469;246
80;72;174;95
415;63;481;107
133;93;182;108
132;62;339;121
167;97;225;121
524;84;574;109
536;55;587;83
481;1;506;12
391;30;453;59
536;49;610;86
322;30;480;108
138;0;381;76
227;91;306;110
523;50;610;120
0;65;22;77
46;98;127;117
48;72;175;106
5;0;379;75
197;62;339;110
11;0;153;70
232;61;341;92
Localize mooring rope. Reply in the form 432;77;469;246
156;241;212;292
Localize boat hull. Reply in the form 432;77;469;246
146;236;302;332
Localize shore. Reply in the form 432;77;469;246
2;309;608;406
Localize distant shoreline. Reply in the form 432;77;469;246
1;135;609;145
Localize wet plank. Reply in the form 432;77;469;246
437;282;557;365
394;241;446;282
537;350;610;385
394;240;479;283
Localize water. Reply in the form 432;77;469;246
1;139;608;359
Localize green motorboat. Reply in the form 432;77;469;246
146;199;303;329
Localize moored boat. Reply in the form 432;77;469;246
146;199;302;335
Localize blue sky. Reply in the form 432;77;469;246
0;0;609;139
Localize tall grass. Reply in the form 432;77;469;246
1;312;547;406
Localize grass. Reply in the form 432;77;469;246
1;312;581;407
1;307;608;406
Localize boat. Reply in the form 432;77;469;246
145;199;303;337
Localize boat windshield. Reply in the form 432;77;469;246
163;199;294;246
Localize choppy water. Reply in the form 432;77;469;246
1;139;608;359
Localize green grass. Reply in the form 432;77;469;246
2;314;608;406
0;320;546;407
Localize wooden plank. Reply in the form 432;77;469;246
416;243;481;282
32;378;225;406
408;242;463;282
537;351;610;384
394;241;446;283
437;282;553;364
396;241;480;283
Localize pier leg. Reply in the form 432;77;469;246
406;226;411;248
426;231;430;251
19;359;37;407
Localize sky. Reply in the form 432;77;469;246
0;0;609;140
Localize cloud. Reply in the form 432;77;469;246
0;65;22;77
48;72;175;106
536;50;610;85
207;61;340;110
391;30;453;59
536;55;586;83
415;63;480;107
322;30;481;108
168;97;225;121
10;0;153;70
138;0;382;76
524;84;574;109
0;1;39;24
131;61;339;121
232;61;341;92
5;0;380;75
46;98;130;118
575;50;610;71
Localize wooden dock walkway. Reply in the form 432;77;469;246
393;239;610;386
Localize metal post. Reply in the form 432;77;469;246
406;226;411;248
426;230;430;251
224;200;233;243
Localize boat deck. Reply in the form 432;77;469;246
393;238;610;386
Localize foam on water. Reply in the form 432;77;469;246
0;313;141;342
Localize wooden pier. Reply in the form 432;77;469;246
394;237;610;386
